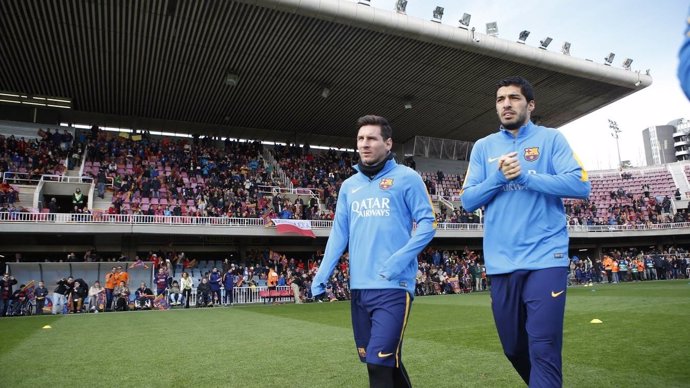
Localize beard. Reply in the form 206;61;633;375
500;111;528;130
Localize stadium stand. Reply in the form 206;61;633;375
4;123;690;228
562;165;689;226
2;118;690;310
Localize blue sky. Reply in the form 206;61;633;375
368;0;689;170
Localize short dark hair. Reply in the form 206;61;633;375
356;115;393;140
496;76;535;102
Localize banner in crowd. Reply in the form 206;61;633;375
21;280;35;301
96;290;106;311
153;294;170;310
44;297;53;314
271;219;316;238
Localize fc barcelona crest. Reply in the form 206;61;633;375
379;178;394;190
524;147;540;162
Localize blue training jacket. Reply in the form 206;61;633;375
312;158;436;295
460;122;591;275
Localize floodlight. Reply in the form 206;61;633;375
321;87;330;99
486;22;498;37
458;13;471;29
432;6;444;23
404;96;413;110
517;30;530;43
539;37;552;49
224;73;239;87
561;42;571;55
622;58;633;70
395;0;407;14
604;52;615;65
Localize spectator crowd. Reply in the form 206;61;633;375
1;126;689;229
3;243;688;317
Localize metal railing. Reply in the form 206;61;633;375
2;171;37;185
184;285;295;306
2;171;93;185
1;211;690;233
258;185;319;197
437;196;455;211
566;222;690;232
40;174;93;184
263;149;292;190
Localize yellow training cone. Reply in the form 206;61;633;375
590;319;603;324
42;325;52;329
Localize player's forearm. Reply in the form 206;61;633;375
460;170;506;211
314;233;347;286
516;172;591;199
379;219;436;280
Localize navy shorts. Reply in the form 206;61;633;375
350;289;412;368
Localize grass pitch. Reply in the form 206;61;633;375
1;280;689;387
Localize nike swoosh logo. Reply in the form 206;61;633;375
377;351;394;358
488;157;500;163
352;186;365;193
551;290;565;298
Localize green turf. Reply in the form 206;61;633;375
1;280;689;387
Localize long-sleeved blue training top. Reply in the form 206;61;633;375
460;121;591;275
312;158;436;296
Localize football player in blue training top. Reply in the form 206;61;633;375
461;76;591;387
312;115;436;388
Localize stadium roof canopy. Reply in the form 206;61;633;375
0;0;651;149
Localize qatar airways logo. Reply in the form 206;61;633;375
351;197;391;218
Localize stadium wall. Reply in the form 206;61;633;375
2;217;690;262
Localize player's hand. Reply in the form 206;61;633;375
311;282;326;299
499;152;521;180
312;292;326;302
